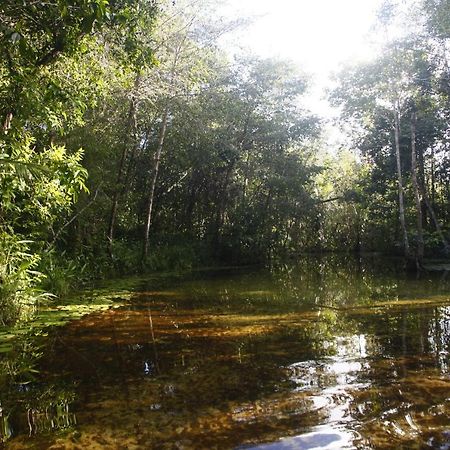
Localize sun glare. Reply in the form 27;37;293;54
220;0;384;117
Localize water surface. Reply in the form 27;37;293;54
1;256;449;449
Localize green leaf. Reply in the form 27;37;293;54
0;344;14;353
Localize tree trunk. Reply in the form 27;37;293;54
259;186;273;251
394;108;410;259
141;32;186;262
410;110;424;265
417;140;428;227
2;112;13;133
422;190;450;254
212;163;234;254
431;146;436;207
142;107;169;261
107;75;140;256
239;108;252;201
183;171;202;232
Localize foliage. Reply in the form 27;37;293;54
330;32;450;256
40;251;87;298
0;0;449;326
0;234;48;324
314;149;367;251
0;137;88;237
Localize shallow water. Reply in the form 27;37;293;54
1;256;449;449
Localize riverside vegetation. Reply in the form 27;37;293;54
1;1;450;448
1;0;450;324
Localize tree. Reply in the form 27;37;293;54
0;0;160;322
331;38;449;261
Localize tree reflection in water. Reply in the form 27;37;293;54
1;255;449;449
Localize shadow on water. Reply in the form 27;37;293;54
1;254;450;449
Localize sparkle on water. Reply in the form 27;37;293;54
1;255;449;449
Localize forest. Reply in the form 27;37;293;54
1;0;450;326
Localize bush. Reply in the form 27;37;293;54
40;250;88;298
0;234;48;325
143;239;209;272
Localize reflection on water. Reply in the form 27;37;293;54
1;255;450;449
240;427;357;450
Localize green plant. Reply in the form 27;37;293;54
0;234;49;325
40;251;89;298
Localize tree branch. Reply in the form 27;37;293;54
46;185;101;252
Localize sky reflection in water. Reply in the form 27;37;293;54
1;256;450;449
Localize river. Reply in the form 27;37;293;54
1;255;449;449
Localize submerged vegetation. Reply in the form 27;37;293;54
0;258;449;448
2;1;450;448
0;1;449;318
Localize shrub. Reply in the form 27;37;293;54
0;234;48;325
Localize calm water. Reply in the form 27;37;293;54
1;256;450;449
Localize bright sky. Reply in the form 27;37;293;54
219;0;385;129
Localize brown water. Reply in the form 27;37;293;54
1;256;450;449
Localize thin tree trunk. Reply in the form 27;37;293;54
242;150;250;202
2;112;13;133
410;110;424;265
141;31;187;262
142;107;169;260
259;186;273;251
431;146;436;207
107;75;140;255
239;108;252;201
212;163;234;254
184;171;202;231
394;107;410;259
422;190;450;254
417;141;428;226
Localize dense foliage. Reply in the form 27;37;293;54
0;0;449;324
330;5;450;262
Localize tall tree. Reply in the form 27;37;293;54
331;38;449;259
